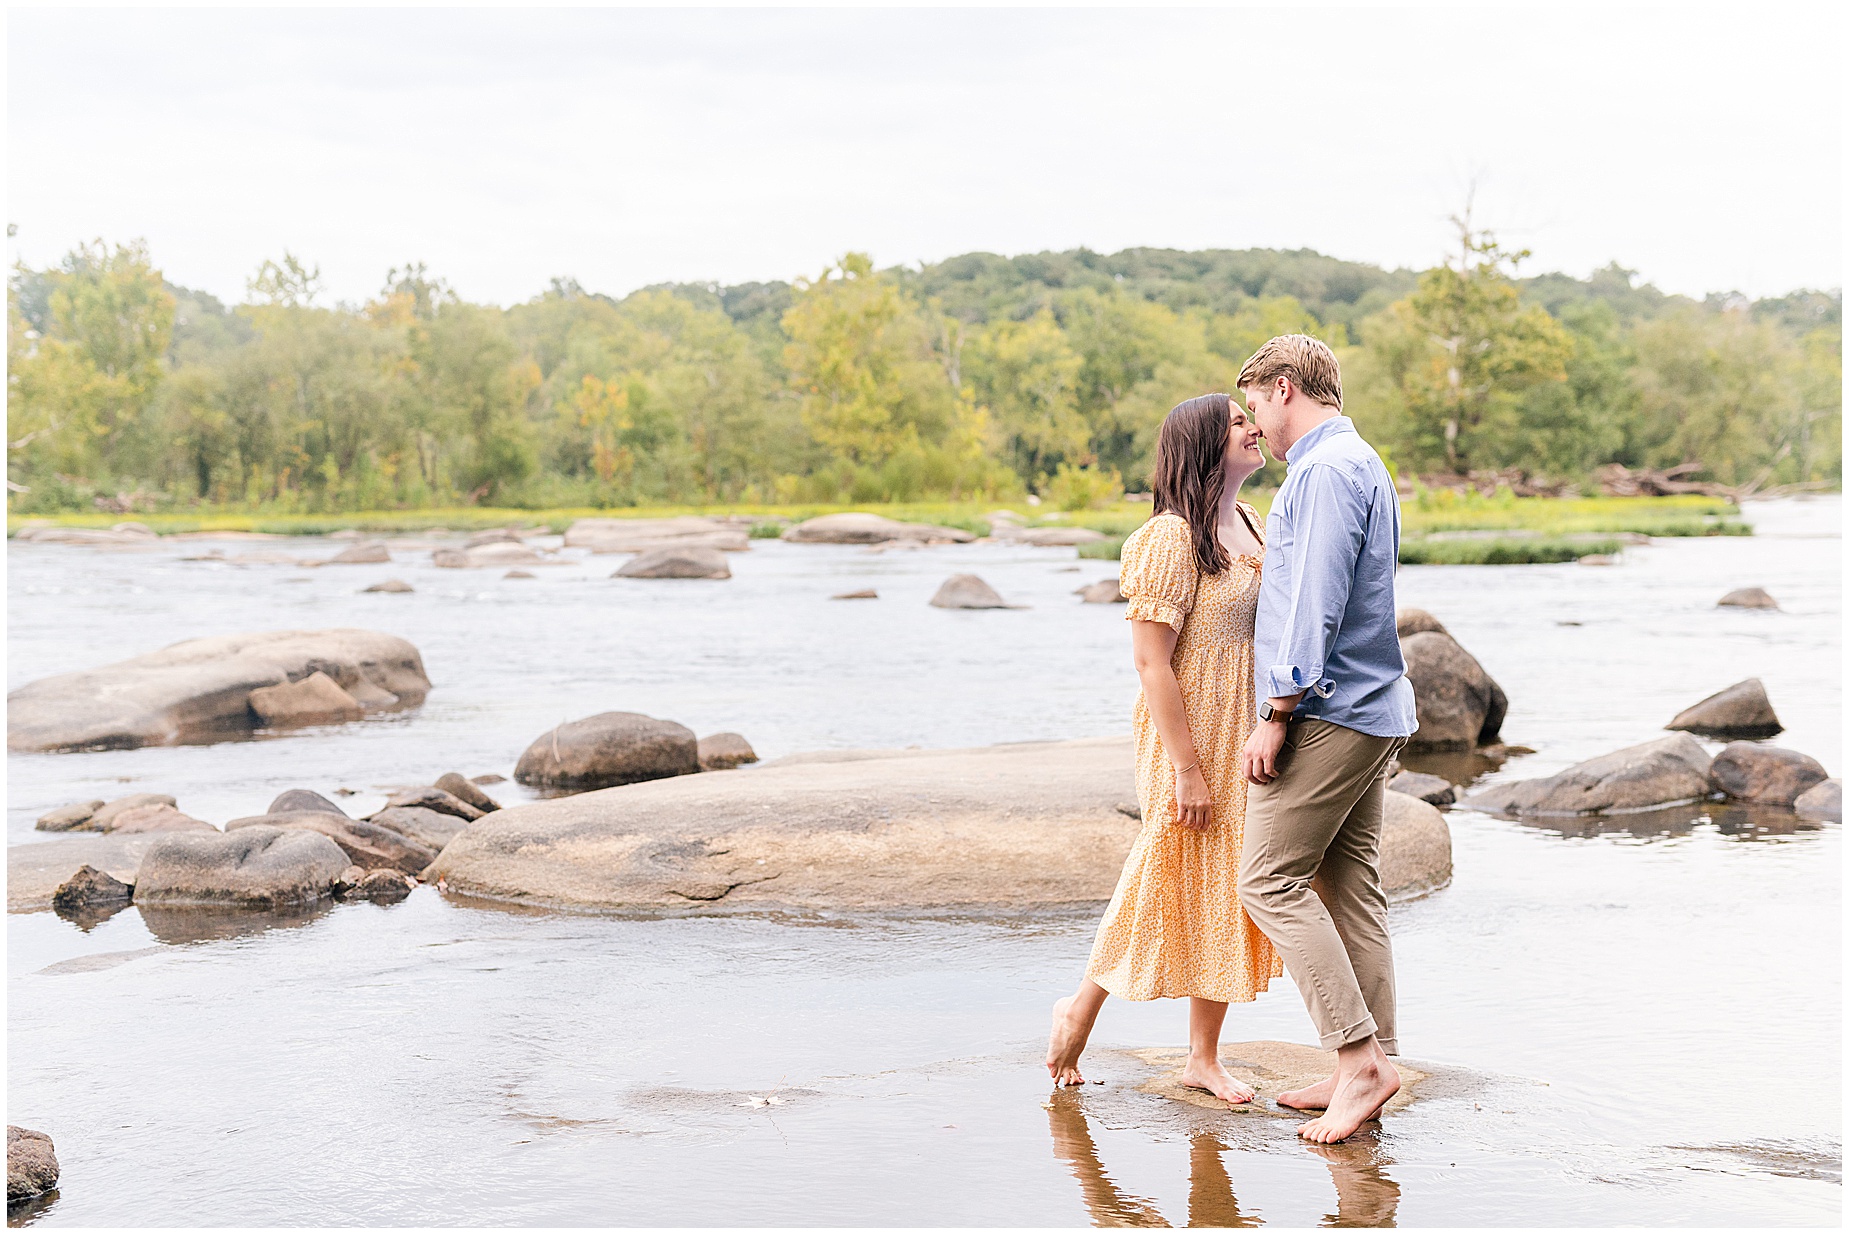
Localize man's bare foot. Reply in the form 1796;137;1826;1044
1297;1058;1399;1143
1047;997;1092;1086
1277;1074;1336;1111
1179;1056;1256;1104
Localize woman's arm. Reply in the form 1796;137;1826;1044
1131;619;1211;831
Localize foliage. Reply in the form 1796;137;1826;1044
1396;536;1623;565
1042;462;1124;511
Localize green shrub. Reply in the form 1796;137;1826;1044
1398;536;1622;565
1043;464;1124;512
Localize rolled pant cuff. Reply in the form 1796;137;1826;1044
1318;1015;1379;1051
1376;1037;1399;1057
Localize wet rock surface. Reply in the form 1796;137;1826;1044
1718;586;1779;609
6;628;430;751
7;1126;59;1202
1387;771;1456;806
1708;742;1829;805
1129;1040;1429;1117
51;864;135;914
930;574;1015;609
1465;733;1714;817
248;671;367;726
134;826;352;908
514;711;701;791
1667;677;1784;739
1794;778;1842;821
8;835;166;912
1399;630;1507;752
697;732;759;771
614;547;732;579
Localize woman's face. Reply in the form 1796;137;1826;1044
1226;407;1266;474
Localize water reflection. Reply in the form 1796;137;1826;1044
135;901;334;945
1045;1090;1400;1228
52;898;134;933
7;1189;60;1228
1505;801;1828;842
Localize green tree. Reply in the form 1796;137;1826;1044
965;309;1086;481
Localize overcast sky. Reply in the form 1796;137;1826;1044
8;6;1843;308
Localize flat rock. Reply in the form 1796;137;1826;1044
104;804;213;834
1399;630;1507;752
1387;771;1456;806
135;826;351;908
435;772;500;813
7;628;430;752
320;541;390;565
464;541;546;567
52;863;135;913
36;799;105;832
1396;608;1450;638
515;712;699;790
614;546;731;579
1708;742;1829;805
1077;579;1125;604
8;835;165;911
930;574;1014;609
382;786;484;821
225;811;437;874
1794;778;1842;821
268;788;348;816
367;806;468;853
1464;733;1713;817
363;579;414;593
12;524;155;546
565;516;750;554
249;671;366;726
782;513;975;545
1001;526;1107;546
1667;678;1783;739
430;739;1451;912
8;1126;59;1202
464;528;523;548
1131;1040;1428;1116
697;732;759;771
1718;587;1778;609
831;589;878;600
504;570;535;580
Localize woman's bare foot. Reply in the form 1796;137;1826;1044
1179;1056;1256;1104
1047;997;1092;1086
1277;1074;1336;1110
1297;1057;1398;1143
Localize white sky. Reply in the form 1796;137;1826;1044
7;5;1844;308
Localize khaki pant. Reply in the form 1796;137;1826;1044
1237;719;1406;1054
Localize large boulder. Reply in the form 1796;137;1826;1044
1464;733;1713;817
135;826;351;908
514;712;700;790
225;811;437;874
565;516;750;554
1380;792;1452;900
1717;587;1778;610
7;628;430;752
8;835;166;911
1794;778;1842;822
1666;678;1783;739
1708;742;1829;805
930;574;1014;609
268;788;348;816
782;513;975;545
1399;630;1507;752
613;547;731;580
8;1127;59;1202
367;806;468;852
248;672;366;727
430;738;1452;912
697;732;759;771
1395;608;1449;638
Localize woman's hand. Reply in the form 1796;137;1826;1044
1174;764;1212;831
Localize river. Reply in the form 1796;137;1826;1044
6;497;1840;1225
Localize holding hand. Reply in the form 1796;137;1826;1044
1173;763;1213;830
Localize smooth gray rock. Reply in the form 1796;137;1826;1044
8;1127;59;1202
1388;771;1457;806
514;712;700;790
225;811;436;875
1400;630;1507;752
1708;742;1829;805
268;789;348;817
1077;579;1125;603
1717;587;1778;609
362;579;414;593
135;826;351;908
930;574;1013;609
1380;791;1453;900
36;799;105;831
382;786;484;821
367;806;468;853
1396;608;1450;638
614;547;731;580
1794;778;1842;822
1464;733;1714;817
697;732;759;771
323;541;390;564
783;513;974;544
434;772;500;813
89;793;178;831
7;628;430;752
248;671;365;726
1667;678;1783;739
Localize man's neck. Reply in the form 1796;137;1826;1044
1281;404;1341;458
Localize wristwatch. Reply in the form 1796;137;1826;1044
1258;700;1296;724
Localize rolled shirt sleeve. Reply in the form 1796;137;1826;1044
1262;463;1365;700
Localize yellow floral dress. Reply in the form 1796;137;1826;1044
1085;508;1283;1004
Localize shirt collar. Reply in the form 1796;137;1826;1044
1284;415;1353;465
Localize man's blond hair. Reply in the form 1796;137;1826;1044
1236;334;1343;410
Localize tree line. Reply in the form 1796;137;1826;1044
7;231;1839;513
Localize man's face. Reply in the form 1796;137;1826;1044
1243;379;1290;456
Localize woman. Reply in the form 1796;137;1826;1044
1045;392;1282;1103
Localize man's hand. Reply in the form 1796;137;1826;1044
1174;764;1212;831
1243;720;1288;785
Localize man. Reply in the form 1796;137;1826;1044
1234;334;1418;1144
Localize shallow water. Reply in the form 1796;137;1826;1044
6;498;1842;1225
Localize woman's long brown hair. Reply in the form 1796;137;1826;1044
1151;393;1232;575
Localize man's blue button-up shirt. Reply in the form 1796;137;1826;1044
1254;415;1418;739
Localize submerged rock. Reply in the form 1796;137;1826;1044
1387;771;1457;806
36;799;106;832
1666;678;1783;739
430;738;1453;912
1717;587;1778;610
1794;778;1842;822
613;547;731;580
6;628;430;752
135;826;351;908
1399;630;1507;752
7;1126;59;1202
1464;733;1713;817
362;579;414;593
697;732;759;771
249;671;365;727
51;863;135;913
1077;579;1126;604
783;513;974;544
1708;742;1829;805
930;574;1014;609
226;811;437;874
514;712;700;791
434;772;500;813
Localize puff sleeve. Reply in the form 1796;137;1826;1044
1119;514;1200;633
